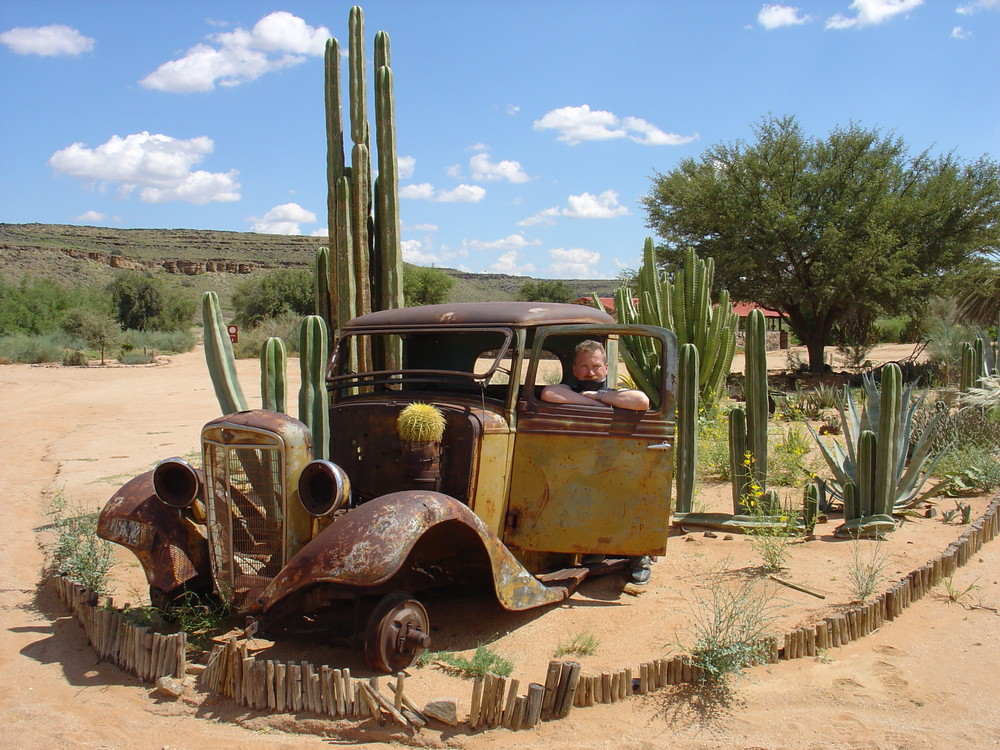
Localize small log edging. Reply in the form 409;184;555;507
52;494;999;732
53;576;187;683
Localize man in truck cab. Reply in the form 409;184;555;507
540;339;650;411
540;339;653;583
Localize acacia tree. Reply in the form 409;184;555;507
642;115;1000;371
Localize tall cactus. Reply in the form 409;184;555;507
260;337;287;414
299;315;330;461
202;291;247;415
744;308;769;496
674;343;699;514
616;240;737;411
323;5;403;371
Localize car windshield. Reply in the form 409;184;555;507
328;328;515;401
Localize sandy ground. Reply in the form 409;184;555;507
0;342;997;749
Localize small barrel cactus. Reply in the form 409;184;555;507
397;403;446;443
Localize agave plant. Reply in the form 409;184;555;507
807;364;949;511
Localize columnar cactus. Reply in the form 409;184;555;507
260;337;287;414
726;308;770;511
299;315;330;461
674;343;699;514
743;308;769;499
202;291;247;415
322;6;403;371
615;240;737;411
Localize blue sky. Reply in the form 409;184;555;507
1;1;998;279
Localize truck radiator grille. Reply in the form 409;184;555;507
204;441;285;611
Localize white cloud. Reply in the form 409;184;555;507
140;11;328;93
548;248;601;278
402;239;442;265
469;151;530;183
311;227;329;237
951;25;973;38
758;5;811;29
435;184;487;203
400;183;436;200
463;234;541;251
506;104;520;116
0;24;94;56
249;202;316;234
957;0;999;13
405;222;439;231
520;189;629;226
75;210;107;223
490;250;535;275
398;155;416;179
49;131;240;204
826;0;923;30
534;104;697;146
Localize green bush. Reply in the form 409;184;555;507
517;279;575;304
121;327;196;354
47;492;114;594
231;269;313;327
107;270;195;331
934;445;1000;495
232;311;303;358
0;332;81;364
404;265;454;306
0;274;105;336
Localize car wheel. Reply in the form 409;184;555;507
362;591;431;673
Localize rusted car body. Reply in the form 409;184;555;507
99;302;676;671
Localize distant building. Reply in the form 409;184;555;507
575;296;781;327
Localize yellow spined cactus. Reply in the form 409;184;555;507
397;402;446;443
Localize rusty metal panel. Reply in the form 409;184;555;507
259;491;567;614
468;429;514;537
505;421;674;557
344;301;613;330
97;471;210;594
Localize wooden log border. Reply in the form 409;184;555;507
51;494;999;733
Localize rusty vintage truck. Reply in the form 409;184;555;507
98;302;677;672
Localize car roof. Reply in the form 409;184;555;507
344;301;615;329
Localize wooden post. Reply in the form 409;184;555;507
525;682;544;727
502;678;520;728
469;676;484;729
541;661;561;719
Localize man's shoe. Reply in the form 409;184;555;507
582;554;606;565
629;555;651;585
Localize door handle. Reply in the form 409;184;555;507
647;441;672;451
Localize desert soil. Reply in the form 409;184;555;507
0;342;997;750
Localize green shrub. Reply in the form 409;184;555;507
122;327;195;354
62;349;88;366
118;350;156;365
107;270;195;331
47;492;114;595
0;332;81;363
680;563;777;688
933;445;1000;495
404;265;454;306
768;425;817;488
423;645;514;678
697;414;731;481
554;631;600;658
231;268;314;327
232;311;303;358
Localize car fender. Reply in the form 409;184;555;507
97;470;211;595
259;491;568;613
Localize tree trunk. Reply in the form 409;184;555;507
804;336;827;372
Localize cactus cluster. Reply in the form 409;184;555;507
299;316;331;461
321;6;403;371
614;241;737;411
808;363;949;537
960;329;998;397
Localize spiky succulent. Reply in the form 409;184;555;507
397;403;446;443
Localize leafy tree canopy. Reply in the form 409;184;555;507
107;270;195;331
517;279;576;304
403;265;454;306
642;115;1000;370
